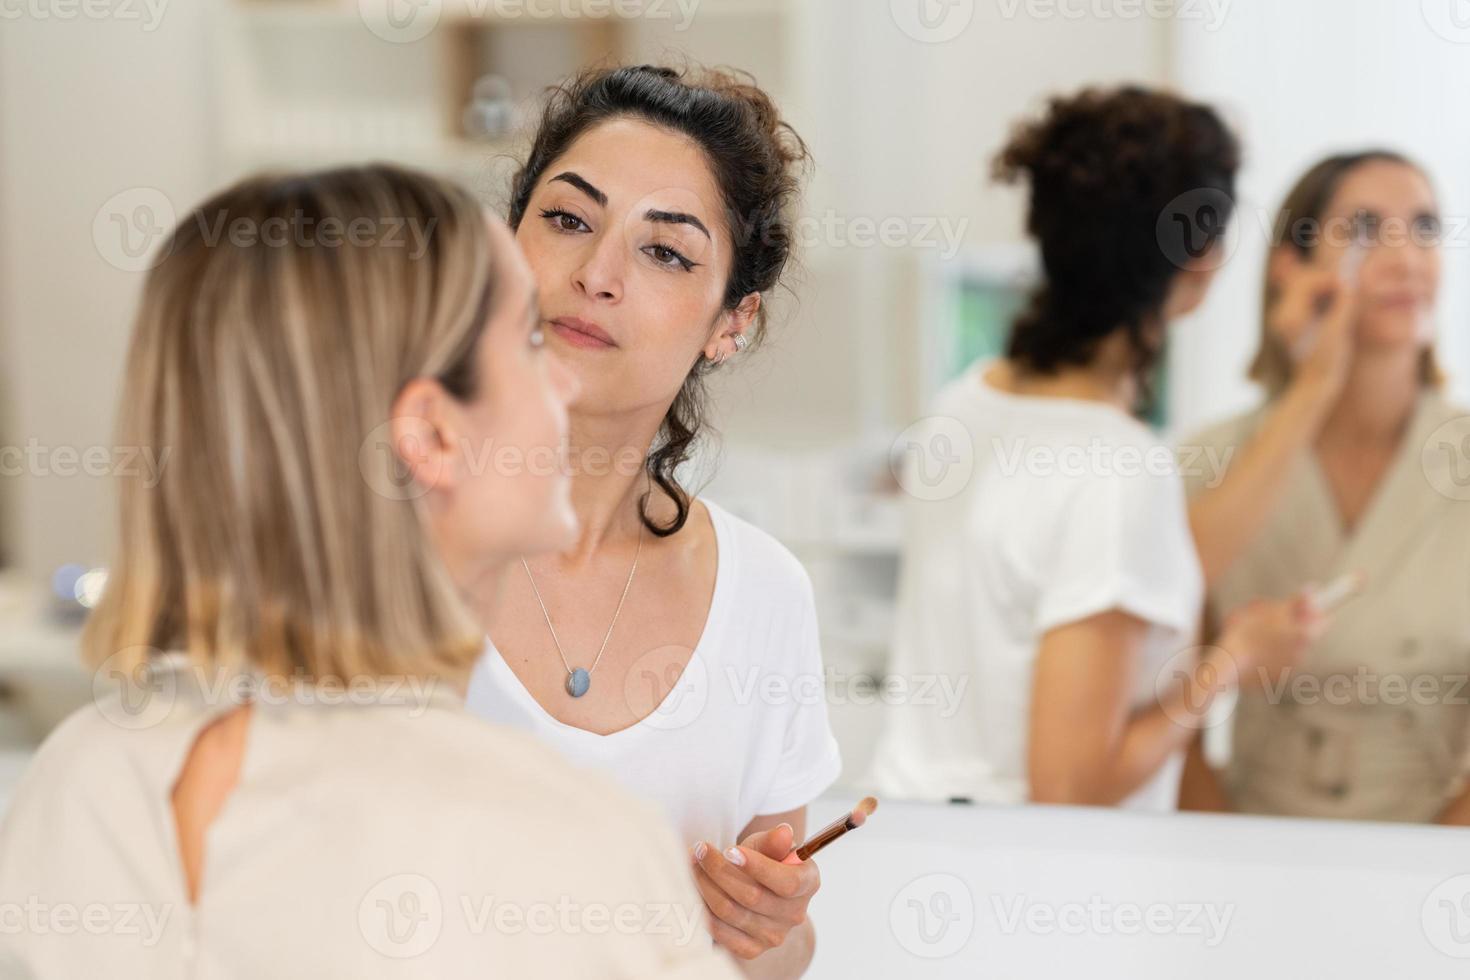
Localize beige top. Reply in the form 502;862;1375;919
1184;392;1470;822
0;655;740;979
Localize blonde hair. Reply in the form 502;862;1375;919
85;164;499;683
1252;150;1443;397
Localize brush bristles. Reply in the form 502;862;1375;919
850;796;878;826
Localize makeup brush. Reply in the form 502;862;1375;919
792;797;878;861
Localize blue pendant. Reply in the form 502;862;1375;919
566;667;591;698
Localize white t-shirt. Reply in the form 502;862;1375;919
869;362;1203;811
0;655;740;980
466;498;843;847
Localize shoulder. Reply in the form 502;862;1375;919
1178;402;1269;457
699;497;814;602
1174;402;1269;495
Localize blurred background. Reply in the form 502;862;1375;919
3;0;1470;800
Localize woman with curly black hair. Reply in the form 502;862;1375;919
870;86;1325;812
462;64;839;976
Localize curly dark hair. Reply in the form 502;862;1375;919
507;63;809;537
993;85;1241;403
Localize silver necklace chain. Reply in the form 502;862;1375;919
521;515;645;682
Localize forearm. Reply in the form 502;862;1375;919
736;918;814;979
1189;381;1332;586
1435;784;1470;826
1032;651;1234;807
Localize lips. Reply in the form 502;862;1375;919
549;316;617;350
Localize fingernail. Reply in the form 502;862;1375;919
694;841;708;861
777;822;793;835
724;846;746;867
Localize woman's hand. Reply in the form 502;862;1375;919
691;822;819;961
1217;592;1327;691
1266;247;1360;401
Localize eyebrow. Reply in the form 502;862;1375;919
547;171;711;241
549;171;606;207
645;208;711;241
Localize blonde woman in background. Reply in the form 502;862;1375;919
0;165;741;979
1181;150;1470;824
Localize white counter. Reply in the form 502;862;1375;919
805;795;1470;978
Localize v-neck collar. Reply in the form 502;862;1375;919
1296;390;1458;583
482;498;733;741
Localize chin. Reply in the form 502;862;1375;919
1357;312;1425;350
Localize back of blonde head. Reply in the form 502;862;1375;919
85;164;497;683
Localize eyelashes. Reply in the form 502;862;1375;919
537;207;699;272
539;207;588;234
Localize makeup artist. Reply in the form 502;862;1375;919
868;86;1323;813
461;65;841;976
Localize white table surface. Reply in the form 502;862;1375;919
805;794;1470;978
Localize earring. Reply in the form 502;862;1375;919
732;333;749;353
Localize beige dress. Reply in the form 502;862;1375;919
1184;391;1470;822
0;654;740;979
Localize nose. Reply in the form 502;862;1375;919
1364;238;1415;285
571;230;625;303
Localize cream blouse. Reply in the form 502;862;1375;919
1184;392;1470;822
0;654;740;979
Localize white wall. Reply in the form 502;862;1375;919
0;3;215;577
1169;0;1470;433
709;0;1171;446
0;2;1174;577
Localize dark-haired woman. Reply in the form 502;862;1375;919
869;86;1323;811
462;65;839;974
1179;151;1470;825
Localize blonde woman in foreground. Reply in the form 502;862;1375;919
0;165;740;979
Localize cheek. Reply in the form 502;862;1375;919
514;225;560;286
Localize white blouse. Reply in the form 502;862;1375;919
0;655;740;979
869;363;1204;810
466;498;843;848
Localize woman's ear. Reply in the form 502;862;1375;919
385;378;461;495
702;293;762;361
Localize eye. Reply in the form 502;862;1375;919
539;208;589;234
643;242;695;272
1350;210;1380;245
1413;214;1442;245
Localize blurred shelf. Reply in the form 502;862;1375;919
237;0;789;27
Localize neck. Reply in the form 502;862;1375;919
436;541;511;632
559;406;666;566
1010;329;1140;410
1320;346;1422;447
